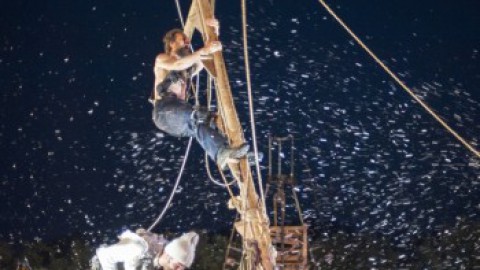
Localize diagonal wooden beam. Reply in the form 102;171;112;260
183;1;217;77
183;0;274;269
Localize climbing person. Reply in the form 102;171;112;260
91;229;199;270
151;19;249;169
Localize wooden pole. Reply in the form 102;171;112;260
183;1;274;269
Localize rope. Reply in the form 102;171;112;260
174;0;185;27
242;170;249;250
195;74;200;106
240;1;264;258
291;187;304;225
147;0;191;232
203;71;233;187
317;0;480;159
219;167;237;199
207;74;213;112
241;0;267;212
147;137;193;232
189;50;238;188
240;4;274;268
179;0;237;190
206;154;238;187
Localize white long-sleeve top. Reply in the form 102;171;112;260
96;230;149;270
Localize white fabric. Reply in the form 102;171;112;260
164;232;199;268
96;230;148;270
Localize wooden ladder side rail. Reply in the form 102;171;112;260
183;1;274;269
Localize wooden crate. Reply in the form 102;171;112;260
270;225;308;269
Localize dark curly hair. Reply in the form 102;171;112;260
163;28;185;54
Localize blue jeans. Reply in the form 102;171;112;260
152;96;227;161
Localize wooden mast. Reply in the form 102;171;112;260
183;0;274;269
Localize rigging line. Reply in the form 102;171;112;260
219;166;237;199
174;0;185;28
175;0;199;105
241;164;248;250
195;72;200;106
204;75;238;187
187;66;200;108
223;212;240;270
147;137;194;232
207;74;213;111
147;0;191;232
206;153;238;187
147;0;199;228
241;0;267;212
317;0;480;159
196;33;236;188
291;187;305;225
147;0;199;232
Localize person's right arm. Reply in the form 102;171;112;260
155;51;202;71
155;41;222;71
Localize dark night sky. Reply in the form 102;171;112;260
1;0;479;256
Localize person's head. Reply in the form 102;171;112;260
156;232;199;270
163;29;189;55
